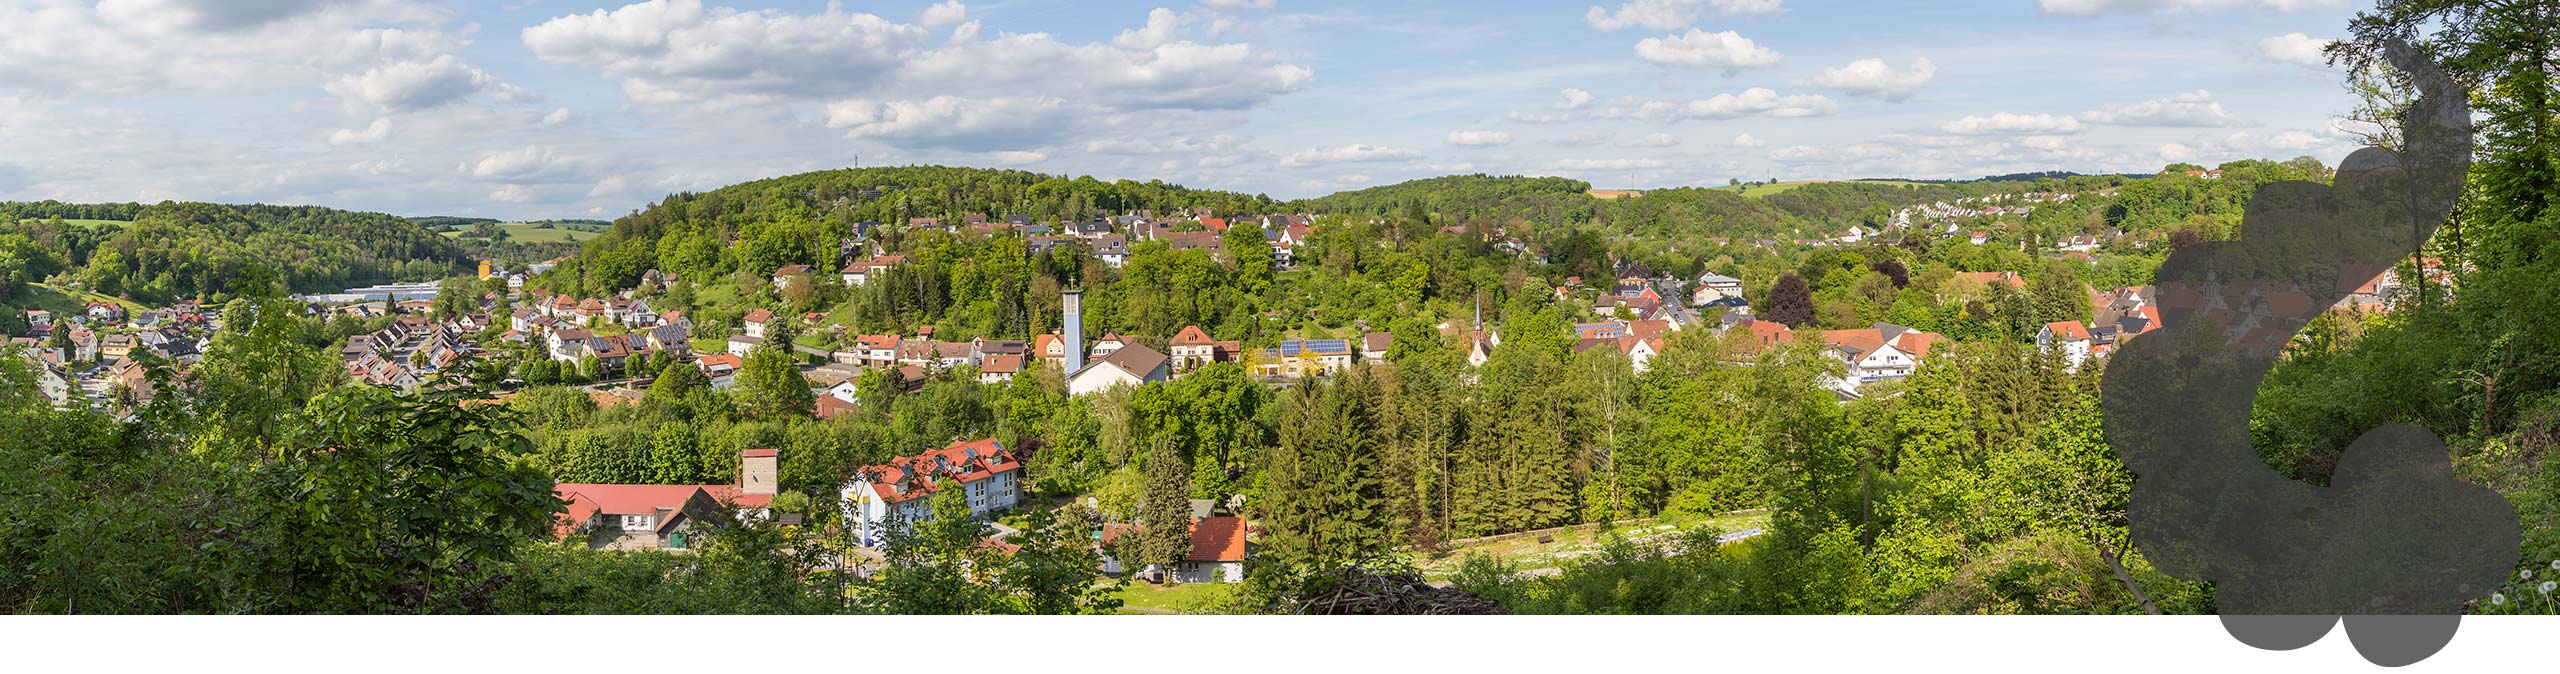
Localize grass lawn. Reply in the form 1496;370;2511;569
440;222;606;244
1415;509;1772;583
58;219;131;228
20;283;144;315
1109;580;1242;614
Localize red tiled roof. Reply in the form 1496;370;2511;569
743;308;775;324
852;438;1020;504
1169;325;1215;347
1187;516;1248;562
816;395;858;419
2045;320;2092;341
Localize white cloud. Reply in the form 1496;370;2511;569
2258;32;2333;68
470;145;600;184
543;107;572;125
326;54;511;113
1940;112;2086;135
2157;143;2198;162
526;2;1312;113
918;0;968;28
1594;87;1837;120
1624;132;1681;147
96;0;343;33
1282;143;1422;166
1204;0;1279;9
1803;57;1935;101
1732;133;1765;147
522;1;927;106
822;96;1068;151
1633;29;1780;70
2080;90;2252;127
1586;0;1783;31
991;150;1048;165
326;117;392;145
1446;130;1515;147
1550;158;1667;170
1560;88;1594;109
489;184;536;203
2040;0;2341;14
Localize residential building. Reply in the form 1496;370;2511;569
1068;342;1169;396
839;438;1024;547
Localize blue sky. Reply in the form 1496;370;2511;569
0;0;2371;219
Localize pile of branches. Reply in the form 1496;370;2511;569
1290;568;1506;615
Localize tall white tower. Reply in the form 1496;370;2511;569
1062;289;1085;374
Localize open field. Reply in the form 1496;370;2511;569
19;283;144;316
1586;189;1645;199
1712;179;1931;197
440;222;606;243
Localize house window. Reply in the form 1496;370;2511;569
621;514;654;531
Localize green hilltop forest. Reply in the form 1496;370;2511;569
0;200;469;305
6;0;2560;617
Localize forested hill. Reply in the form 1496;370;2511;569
0;201;468;304
544;165;1280;296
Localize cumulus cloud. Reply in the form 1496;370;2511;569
2040;0;2339;14
2258;32;2334;68
327;117;392;145
489;184;537;203
1446;130;1515;147
1802;57;1935;101
1634;29;1780;70
1732;133;1765;147
525;1;1311;113
1282;144;1422;166
918;0;968;28
823;96;1068;151
326;55;511;113
470;145;600;184
522;1;927;105
1586;0;1783;31
2080;90;2253;127
1940;112;2086;135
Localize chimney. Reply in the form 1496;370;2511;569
1062;289;1086;374
740;448;779;496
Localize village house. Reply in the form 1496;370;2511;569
1819;323;1942;396
555;449;780;551
841;255;905;286
743;308;779;339
978;353;1024;384
1166;325;1240;372
727;334;764;357
1361;332;1391;363
771;264;813;291
2038;320;2095;370
1068;342;1169;396
1254;339;1355;379
839;439;1024;547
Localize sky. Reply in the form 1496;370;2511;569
0;0;2376;219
